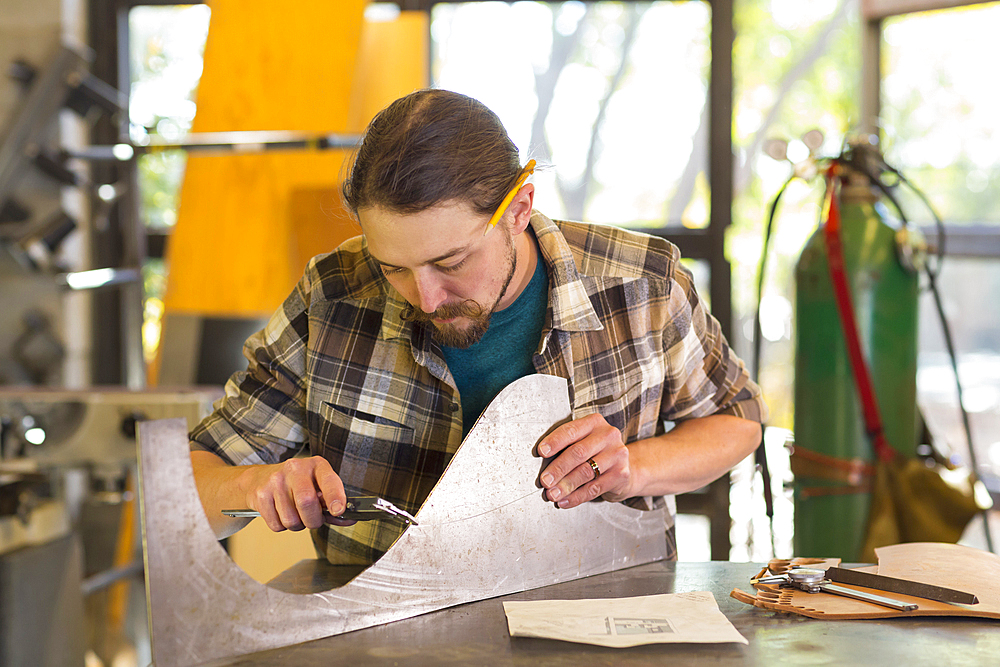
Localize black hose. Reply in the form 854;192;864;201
753;173;795;558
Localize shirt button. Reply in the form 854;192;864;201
449;402;460;412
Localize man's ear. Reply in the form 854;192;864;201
508;183;535;235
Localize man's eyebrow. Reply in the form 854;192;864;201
370;243;473;268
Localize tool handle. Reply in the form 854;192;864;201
819;582;918;612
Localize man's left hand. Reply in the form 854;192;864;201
536;413;634;508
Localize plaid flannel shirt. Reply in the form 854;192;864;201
190;211;767;564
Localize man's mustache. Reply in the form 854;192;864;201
401;299;487;324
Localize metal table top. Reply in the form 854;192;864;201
203;560;1000;666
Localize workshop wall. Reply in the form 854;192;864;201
0;0;91;388
0;1;63;120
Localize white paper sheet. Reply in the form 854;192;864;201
503;591;748;648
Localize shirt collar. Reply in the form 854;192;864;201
529;211;603;333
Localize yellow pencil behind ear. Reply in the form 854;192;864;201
485;159;536;235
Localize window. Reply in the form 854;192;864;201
432;1;712;229
879;2;1000;550
881;2;1000;227
128;4;211;362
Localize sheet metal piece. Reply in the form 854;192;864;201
137;375;667;667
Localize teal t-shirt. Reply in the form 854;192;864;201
441;254;549;438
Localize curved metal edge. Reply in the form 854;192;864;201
138;375;667;666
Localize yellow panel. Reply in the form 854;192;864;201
190;0;361;134
287;184;363;275
164;0;366;318
155;4;429;383
163;4;429;319
348;11;430;131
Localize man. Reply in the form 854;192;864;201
190;89;766;565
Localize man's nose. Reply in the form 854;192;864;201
411;272;447;315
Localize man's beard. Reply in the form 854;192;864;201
402;231;517;349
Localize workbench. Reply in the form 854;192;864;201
203;559;1000;666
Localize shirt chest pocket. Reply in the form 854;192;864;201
317;401;414;496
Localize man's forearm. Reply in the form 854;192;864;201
190;449;256;539
626;414;762;497
191;448;351;536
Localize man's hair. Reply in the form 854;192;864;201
342;89;522;217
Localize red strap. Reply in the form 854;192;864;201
822;165;897;464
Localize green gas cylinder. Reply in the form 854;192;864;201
793;169;919;561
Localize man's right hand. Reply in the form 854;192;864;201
190;450;353;539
